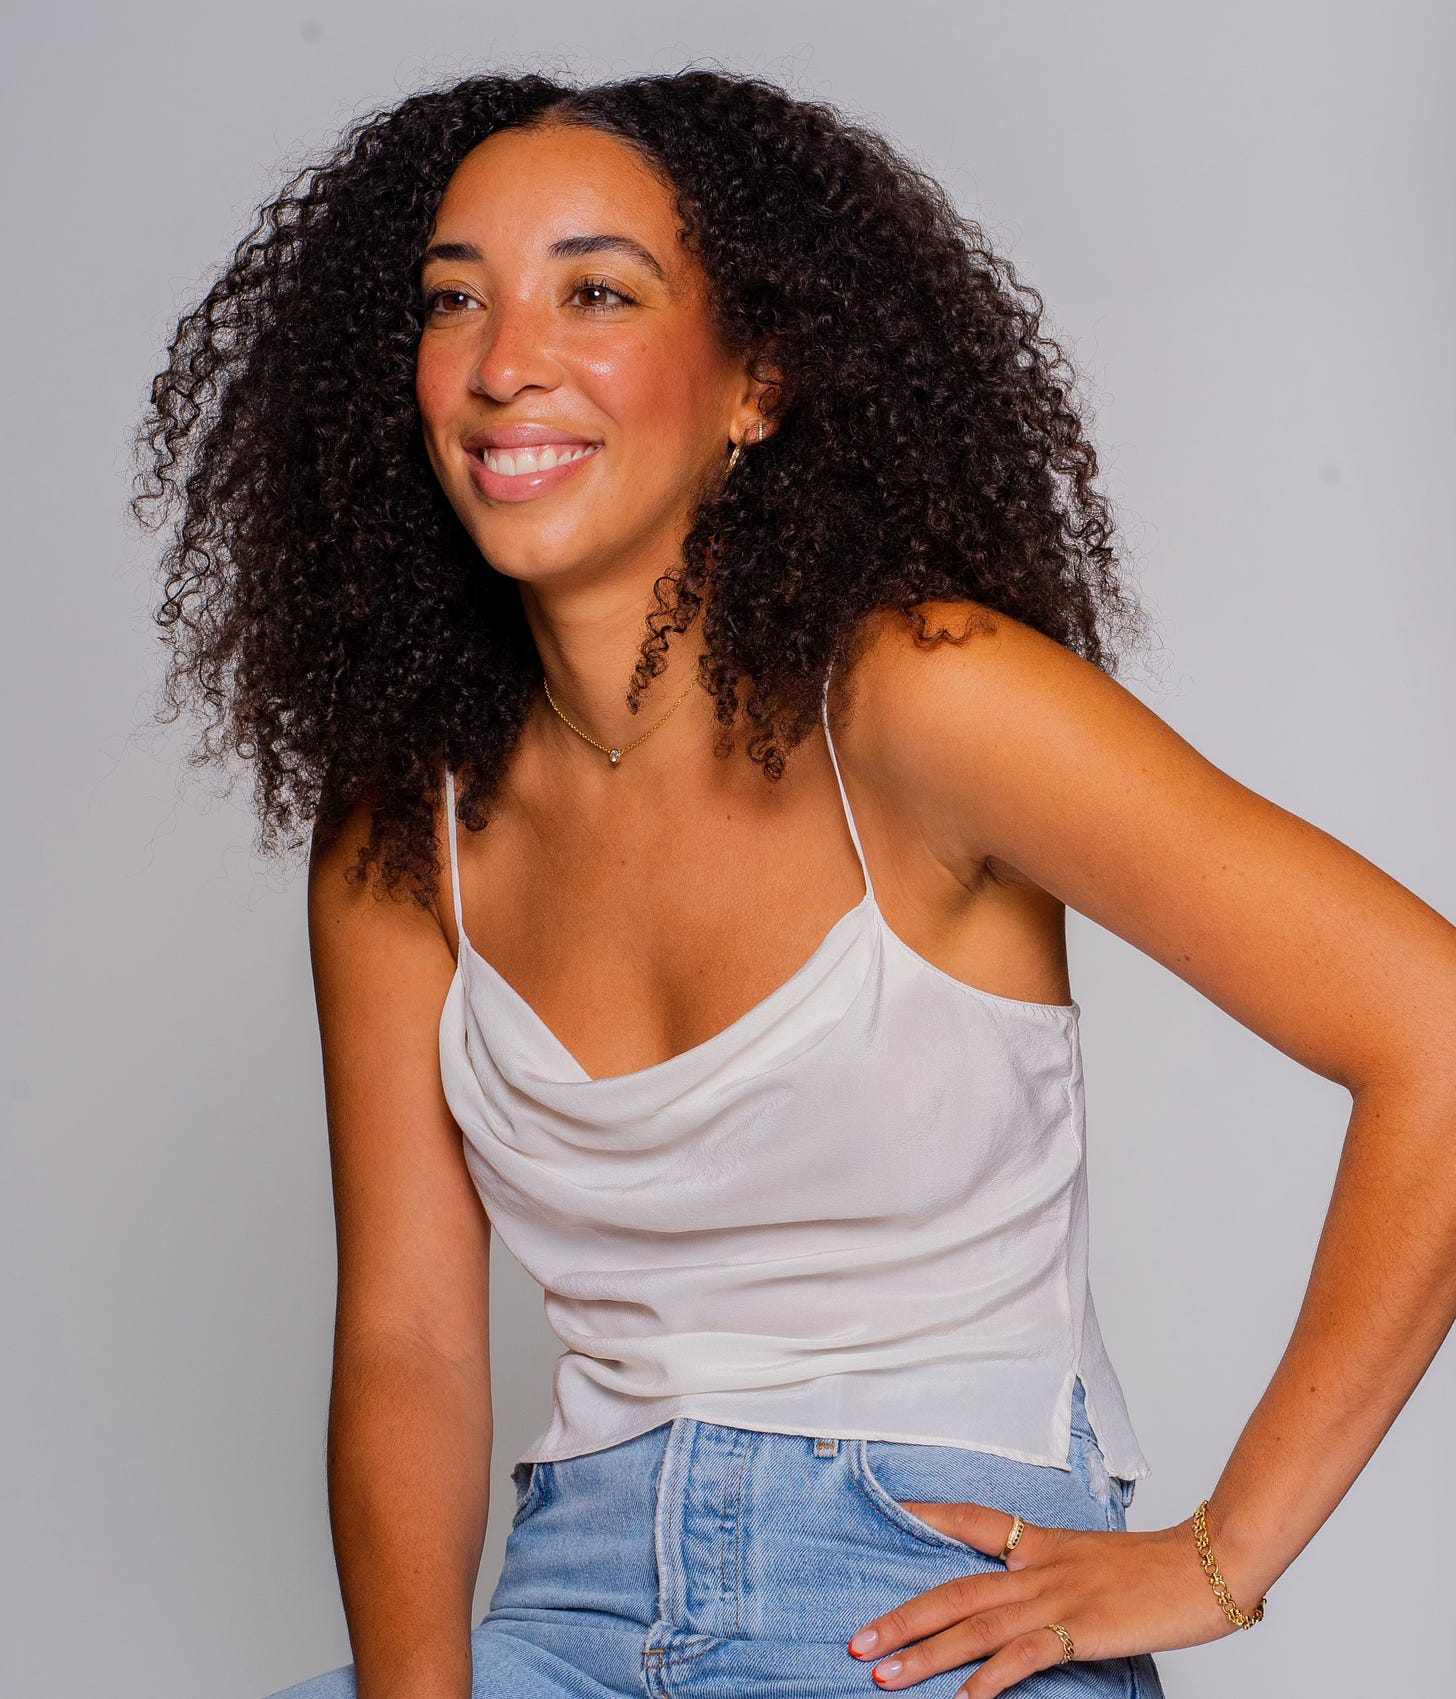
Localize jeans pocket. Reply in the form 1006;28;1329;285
848;1439;1007;1563
508;1458;550;1530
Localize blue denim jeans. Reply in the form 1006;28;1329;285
264;1378;1166;1697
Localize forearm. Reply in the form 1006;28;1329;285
326;1332;492;1699
1201;1074;1456;1610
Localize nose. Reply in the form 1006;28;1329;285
467;299;563;401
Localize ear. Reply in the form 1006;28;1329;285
744;338;789;438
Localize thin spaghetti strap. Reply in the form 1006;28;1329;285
821;669;875;903
443;764;465;944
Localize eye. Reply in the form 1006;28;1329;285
421;287;475;316
419;279;637;318
572;276;636;313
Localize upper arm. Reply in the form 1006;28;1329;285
858;601;1456;1097
307;793;492;1379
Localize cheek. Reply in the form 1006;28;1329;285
413;354;461;488
588;343;721;454
414;349;452;437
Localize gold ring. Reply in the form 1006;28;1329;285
1045;1623;1075;1663
998;1514;1025;1561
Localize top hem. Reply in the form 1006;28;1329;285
518;1408;1151;1478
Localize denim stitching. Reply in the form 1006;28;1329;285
726;1429;751;1636
509;1460;545;1529
850;1439;991;1558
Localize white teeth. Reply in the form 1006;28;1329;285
482;443;599;475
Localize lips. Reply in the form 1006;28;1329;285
463;423;601;453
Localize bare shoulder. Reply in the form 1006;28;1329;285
842;596;1092;732
835;598;1456;1095
834;597;1096;887
307;787;450;943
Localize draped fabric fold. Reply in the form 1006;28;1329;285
437;677;1151;1482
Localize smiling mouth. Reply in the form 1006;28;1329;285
469;442;602;476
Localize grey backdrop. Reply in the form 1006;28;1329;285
4;3;1453;1695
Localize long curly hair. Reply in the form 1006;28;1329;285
131;65;1155;905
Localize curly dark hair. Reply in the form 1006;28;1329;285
131;64;1155;905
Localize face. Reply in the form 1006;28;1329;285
416;120;769;597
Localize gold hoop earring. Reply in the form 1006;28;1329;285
724;419;766;482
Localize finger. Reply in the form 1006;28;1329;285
954;1624;1073;1698
847;1572;1032;1679
863;1597;1053;1692
896;1498;1035;1561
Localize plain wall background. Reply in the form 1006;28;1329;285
3;2;1452;1695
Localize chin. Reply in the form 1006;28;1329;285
469;537;599;586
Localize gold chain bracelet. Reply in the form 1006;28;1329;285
1192;1500;1268;1630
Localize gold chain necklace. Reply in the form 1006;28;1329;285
541;672;699;765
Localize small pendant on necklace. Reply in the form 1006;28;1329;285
608;748;621;764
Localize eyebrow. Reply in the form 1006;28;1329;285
419;232;669;284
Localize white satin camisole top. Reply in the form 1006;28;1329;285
438;672;1151;1482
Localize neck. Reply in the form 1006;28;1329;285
521;582;716;771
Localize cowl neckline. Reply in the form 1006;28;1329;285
442;671;881;1126
451;882;879;1124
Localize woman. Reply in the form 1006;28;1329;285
133;68;1456;1699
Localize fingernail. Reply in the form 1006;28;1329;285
849;1628;878;1655
873;1658;903;1681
